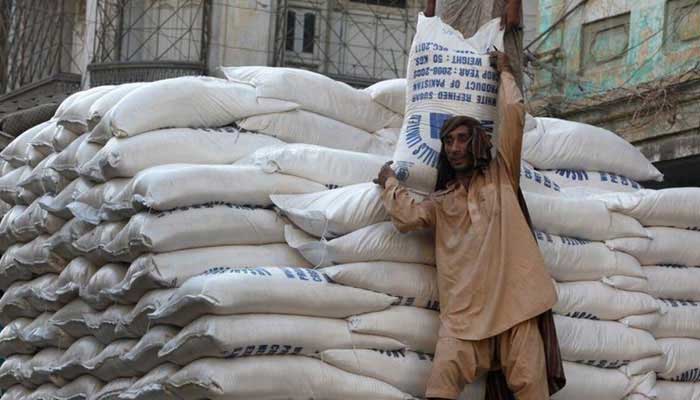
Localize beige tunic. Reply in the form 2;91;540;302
381;71;556;340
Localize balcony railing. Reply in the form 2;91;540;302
88;0;209;85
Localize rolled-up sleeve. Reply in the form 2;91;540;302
381;177;436;233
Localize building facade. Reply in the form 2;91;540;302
0;0;541;97
208;0;422;86
0;0;425;93
209;0;542;84
527;0;700;186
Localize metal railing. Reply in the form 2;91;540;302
1;0;85;93
89;0;210;85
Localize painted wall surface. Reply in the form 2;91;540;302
524;0;541;48
531;0;700;102
529;0;700;184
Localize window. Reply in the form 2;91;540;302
303;13;316;53
350;0;407;8
286;10;296;51
285;9;317;55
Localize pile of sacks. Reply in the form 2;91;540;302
221;66;403;156
520;117;666;400
600;188;700;399
0;67;447;400
522;116;700;400
0;15;506;400
1;49;698;400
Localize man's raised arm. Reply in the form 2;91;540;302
491;51;525;188
424;0;435;17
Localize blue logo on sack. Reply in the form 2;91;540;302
396;166;410;181
429;112;452;139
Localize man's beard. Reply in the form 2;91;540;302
451;162;475;172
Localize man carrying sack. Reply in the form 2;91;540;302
375;46;565;399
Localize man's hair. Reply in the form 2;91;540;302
435;115;493;191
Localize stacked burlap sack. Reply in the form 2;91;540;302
0;85;121;400
154;17;500;396
0;68;417;400
128;70;454;399
521;117;666;400
597;188;700;400
1;21;695;399
33;16;501;399
221;66;403;156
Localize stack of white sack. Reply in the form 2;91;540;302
519;117;666;400
2;73;386;399
158;17;502;397
522;117;664;197
0;85;123;400
599;188;700;399
219;66;403;156
0;67;676;400
273;182;490;399
139;146;435;399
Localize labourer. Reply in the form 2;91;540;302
374;51;565;400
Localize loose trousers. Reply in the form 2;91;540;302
426;318;548;400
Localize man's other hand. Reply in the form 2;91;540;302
501;0;522;31
374;161;396;188
489;51;512;74
424;0;436;17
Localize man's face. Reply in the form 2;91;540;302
443;125;475;171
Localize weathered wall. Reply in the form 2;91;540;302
529;0;700;185
533;0;700;101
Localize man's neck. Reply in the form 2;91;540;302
455;168;476;188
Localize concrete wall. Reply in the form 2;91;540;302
208;0;276;73
523;0;541;47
